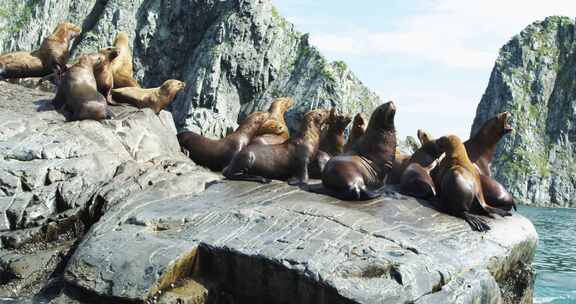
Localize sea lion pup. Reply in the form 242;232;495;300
111;80;186;114
110;32;139;88
177;112;270;172
320;101;397;201
94;47;119;105
309;108;352;178
0;22;81;80
53;52;117;121
223;109;330;185
465;111;516;210
343;113;367;152
399;130;443;199
434;135;512;232
251;97;295;145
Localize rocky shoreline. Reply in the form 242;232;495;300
0;81;538;303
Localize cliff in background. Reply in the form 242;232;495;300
0;0;381;137
473;16;576;208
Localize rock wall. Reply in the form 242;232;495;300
472;16;576;208
0;0;381;138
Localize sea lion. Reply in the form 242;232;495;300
343;113;367;152
111;80;186;114
223;109;330;185
109;32;139;88
434;135;512;232
251;97;295;145
309;108;352;178
388;148;412;185
53;51;119;121
320;101;397;201
399;130;443;199
178;112;270;172
0;22;81;80
94;47;118;105
465;112;516;210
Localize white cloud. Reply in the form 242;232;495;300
308;0;576;69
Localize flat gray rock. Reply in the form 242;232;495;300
65;180;537;304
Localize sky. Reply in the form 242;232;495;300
274;0;576;139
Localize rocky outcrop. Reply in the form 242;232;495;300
0;81;219;299
0;81;538;304
0;0;381;138
472;16;576;208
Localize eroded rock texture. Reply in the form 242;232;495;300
473;16;576;207
0;0;381;138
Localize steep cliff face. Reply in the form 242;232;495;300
472;16;576;208
0;0;381;137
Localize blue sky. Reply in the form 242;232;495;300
274;0;576;139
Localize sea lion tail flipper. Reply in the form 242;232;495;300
463;212;490;232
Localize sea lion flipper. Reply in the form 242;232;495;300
475;191;512;217
463;212;490;232
225;173;271;184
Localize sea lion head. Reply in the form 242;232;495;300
99;47;120;63
368;101;396;131
304;108;331;129
160;79;186;96
56;22;81;40
352;113;366;130
437;135;464;154
326;108;352;131
114;32;130;47
79;53;105;67
497;111;513;135
417;129;434;145
270;97;295;113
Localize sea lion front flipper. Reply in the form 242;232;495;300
475;191;512;217
462;212;490;232
225;173;272;184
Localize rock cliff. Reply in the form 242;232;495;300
472;16;576;208
0;81;538;304
0;0;381;138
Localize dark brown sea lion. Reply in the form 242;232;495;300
251;97;295;145
388;149;411;185
320;101;397;201
343;113;367;152
465;111;516;210
399;130;443;199
0;22;81;80
94;47;118;105
110;32;140;88
223;109;330;185
111;80;186;114
434;135;512;232
178;112;270;172
53;51;118;121
309;108;352;178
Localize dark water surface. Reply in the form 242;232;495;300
518;205;576;304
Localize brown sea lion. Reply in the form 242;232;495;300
178;112;270;172
94;47;118;105
223;109;331;185
399;130;443;199
111;80;186;114
0;22;81;80
251;97;295;145
309;108;352;178
434;135;512;232
465;112;516;211
343;113;367;152
109;32;139;88
388;148;412;185
53;51;118;121
320;101;397;201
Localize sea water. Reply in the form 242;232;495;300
519;205;576;304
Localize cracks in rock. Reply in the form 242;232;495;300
279;207;421;255
70;0;110;56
